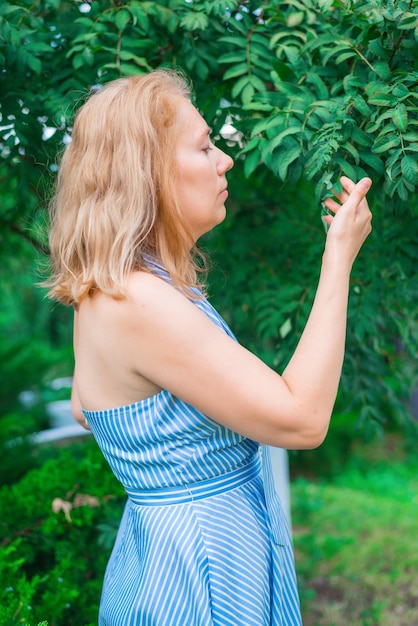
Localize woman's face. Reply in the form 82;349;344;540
173;98;234;241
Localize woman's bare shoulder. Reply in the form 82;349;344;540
78;270;172;318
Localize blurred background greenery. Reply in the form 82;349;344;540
1;0;417;624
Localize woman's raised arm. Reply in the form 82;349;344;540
75;176;372;449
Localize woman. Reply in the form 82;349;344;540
46;69;372;625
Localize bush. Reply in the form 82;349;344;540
0;439;125;626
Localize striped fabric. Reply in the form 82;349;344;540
83;258;302;625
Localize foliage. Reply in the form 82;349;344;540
1;0;418;242
0;0;417;437
0;439;125;626
222;0;418;204
1;432;417;625
0;411;46;486
206;167;418;439
0;188;73;417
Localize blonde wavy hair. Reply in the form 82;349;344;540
45;69;205;307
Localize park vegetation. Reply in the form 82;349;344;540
0;0;417;623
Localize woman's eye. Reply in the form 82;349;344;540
203;145;213;152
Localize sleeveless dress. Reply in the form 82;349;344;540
83;259;302;626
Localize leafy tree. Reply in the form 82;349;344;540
0;0;417;437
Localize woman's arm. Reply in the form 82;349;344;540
281;176;372;441
75;177;372;449
71;315;91;430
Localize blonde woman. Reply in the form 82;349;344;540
46;70;372;625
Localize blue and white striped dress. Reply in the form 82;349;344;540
83;259;302;625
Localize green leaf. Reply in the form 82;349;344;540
310;106;334;124
275;142;302;181
231;75;250;99
392;83;410;99
218;52;246;64
238;136;260;156
398;11;418;30
251;33;271;48
0;3;22;15
267;125;302;152
241;82;255;105
358;152;384;174
366;110;397;134
352;95;371;117
317;0;334;9
385;149;403;170
368;95;397;107
375;121;397;142
26;53;42;74
242;101;272;112
401;156;418;185
397;180;410;201
119;51;150;68
204;0;240;16
365;80;389;97
373;60;391;81
223;63;248;80
351;127;373;148
334;156;358;181
372;136;401;154
393;104;408;132
281;45;301;65
335;51;357;64
129;1;150;30
26;42;53;54
251;117;283;137
118;63;146;76
303;34;336;53
72;53;85;71
115;9;130;31
306;72;329;100
249;74;266;93
286;11;304;27
322;44;353;65
180;11;209;31
243;148;260;178
249;42;272;62
218;35;246;48
368;38;386;57
344;142;360;164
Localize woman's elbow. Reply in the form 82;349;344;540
298;427;328;450
277;410;330;450
296;414;330;449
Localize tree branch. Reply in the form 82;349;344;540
1;220;50;255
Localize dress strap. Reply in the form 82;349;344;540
125;455;261;507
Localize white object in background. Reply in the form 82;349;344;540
269;446;291;527
33;424;91;444
46;399;75;428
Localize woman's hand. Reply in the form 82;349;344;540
322;176;372;270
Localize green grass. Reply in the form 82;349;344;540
291;437;418;625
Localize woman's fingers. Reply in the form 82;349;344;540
324;177;371;214
323;197;340;214
340;175;356;193
323;177;353;213
343;177;372;213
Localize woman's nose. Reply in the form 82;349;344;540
217;148;234;174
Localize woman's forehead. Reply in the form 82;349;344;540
175;98;209;136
